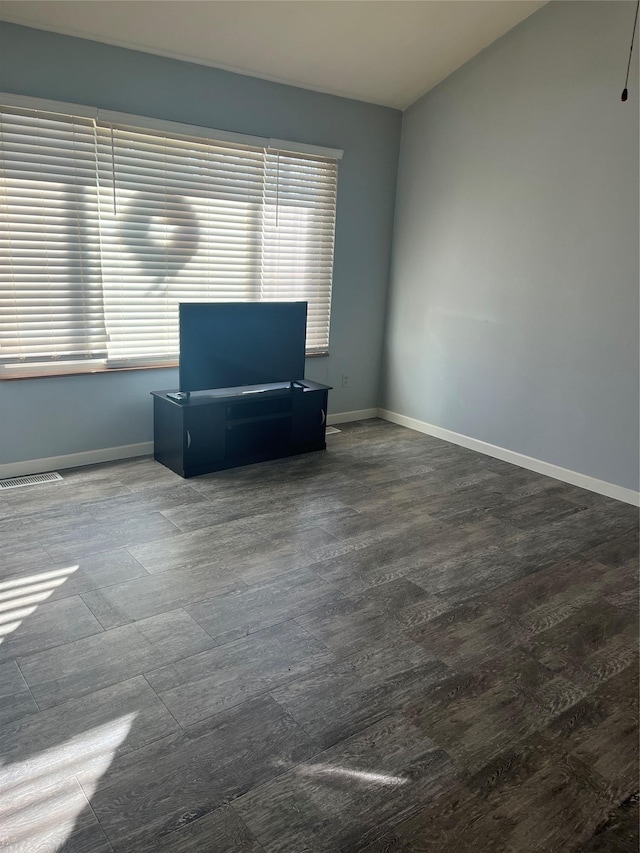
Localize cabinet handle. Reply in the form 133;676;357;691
186;429;192;449
320;409;326;425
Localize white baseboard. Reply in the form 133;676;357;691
327;408;379;425
379;408;640;508
4;411;637;508
0;442;154;480
1;413;381;478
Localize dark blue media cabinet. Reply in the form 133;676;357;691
151;380;331;478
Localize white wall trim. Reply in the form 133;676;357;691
4;409;636;508
379;409;640;508
0;442;154;480
1;413;381;477
328;408;379;425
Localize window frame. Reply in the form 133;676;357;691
0;93;342;380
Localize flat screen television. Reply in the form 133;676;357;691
179;302;307;393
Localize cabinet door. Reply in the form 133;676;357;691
153;396;186;476
184;404;226;472
291;390;328;448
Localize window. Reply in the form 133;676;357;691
0;96;341;376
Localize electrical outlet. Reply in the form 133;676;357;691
341;373;349;388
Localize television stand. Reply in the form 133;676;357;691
151;380;331;478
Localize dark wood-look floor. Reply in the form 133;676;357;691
0;419;637;852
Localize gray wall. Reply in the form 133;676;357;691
381;1;639;491
0;23;401;466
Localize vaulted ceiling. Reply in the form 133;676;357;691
0;1;546;109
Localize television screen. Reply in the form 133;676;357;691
179;302;307;393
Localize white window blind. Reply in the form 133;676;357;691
0;107;108;365
0;99;339;373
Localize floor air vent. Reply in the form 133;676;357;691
0;472;63;490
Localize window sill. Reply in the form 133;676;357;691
0;362;178;381
0;351;329;380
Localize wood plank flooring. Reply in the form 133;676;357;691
0;419;637;852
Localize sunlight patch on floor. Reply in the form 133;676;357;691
297;763;409;787
0;713;136;852
0;566;78;645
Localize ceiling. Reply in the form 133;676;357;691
0;1;546;109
